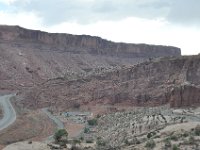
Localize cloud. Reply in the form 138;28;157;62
2;0;198;26
0;10;43;29
0;0;17;5
167;0;200;25
0;0;200;55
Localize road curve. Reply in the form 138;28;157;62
0;94;16;131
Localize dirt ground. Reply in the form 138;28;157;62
64;120;85;138
0;145;4;150
0;110;56;147
160;121;200;133
3;141;51;150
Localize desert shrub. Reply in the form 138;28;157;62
164;138;171;148
97;138;106;146
194;125;200;136
147;131;156;139
136;140;141;144
147;133;152;139
84;127;90;133
71;145;81;150
188;136;195;144
182;132;189;137
154;135;160;139
96;114;101;118
145;139;156;149
73;103;80;109
54;129;68;143
172;144;179;150
73;139;81;145
170;135;178;141
87;119;98;126
79;136;84;141
124;139;130;145
86;139;93;143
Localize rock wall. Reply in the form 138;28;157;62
21;55;200;109
0;25;181;58
170;84;200;107
0;25;181;92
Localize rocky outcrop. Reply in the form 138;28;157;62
170;83;200;107
0;25;181;92
0;25;181;58
20;55;200;109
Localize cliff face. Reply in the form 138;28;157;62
170;84;200;107
21;55;200;109
0;25;181;58
0;25;181;91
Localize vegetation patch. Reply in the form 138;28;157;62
54;129;68;146
87;119;98;126
145;139;156;149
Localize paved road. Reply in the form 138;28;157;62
0;94;16;131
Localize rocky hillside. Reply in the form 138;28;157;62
21;55;200;110
0;25;180;91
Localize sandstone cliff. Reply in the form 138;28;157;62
0;25;181;91
0;25;180;58
21;55;200;109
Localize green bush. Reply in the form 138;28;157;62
84;127;90;133
97;138;106;146
124;139;130;145
87;119;98;126
172;144;179;150
79;136;84;141
145;139;156;149
164;138;171;148
182;132;189;137
73;139;81;144
86;139;93;143
170;135;178;141
147;132;156;139
96;114;101;118
54;129;68;143
188;136;195;144
194;125;200;136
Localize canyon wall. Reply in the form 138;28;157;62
21;55;200;109
0;25;181;90
0;25;181;58
2;25;197;109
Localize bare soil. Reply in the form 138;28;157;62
0;110;56;146
64;120;85;138
3;141;51;150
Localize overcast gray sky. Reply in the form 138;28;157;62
0;0;200;55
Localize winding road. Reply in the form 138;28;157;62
0;94;16;131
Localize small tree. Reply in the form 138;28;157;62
54;129;68;144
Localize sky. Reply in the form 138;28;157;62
0;0;200;55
